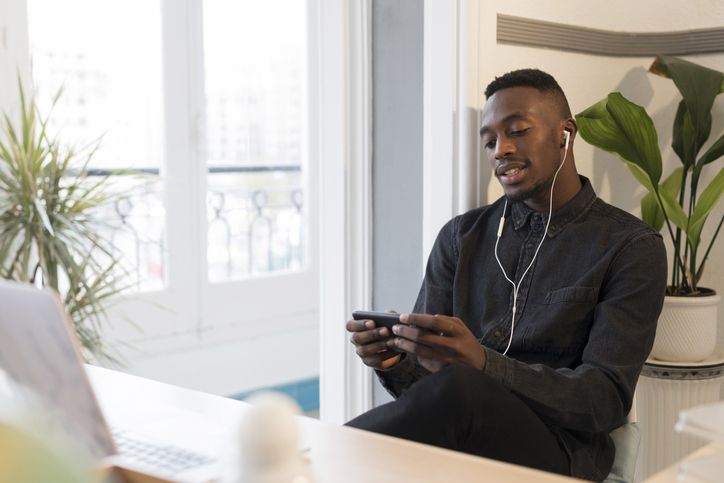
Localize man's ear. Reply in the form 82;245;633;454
562;119;578;147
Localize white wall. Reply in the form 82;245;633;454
124;325;319;396
481;0;724;352
0;0;29;113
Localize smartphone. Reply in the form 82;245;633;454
352;310;401;331
352;310;404;352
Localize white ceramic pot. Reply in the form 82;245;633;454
649;290;720;363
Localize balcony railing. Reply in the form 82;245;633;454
86;165;304;289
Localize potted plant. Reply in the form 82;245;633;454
576;55;724;362
0;80;141;366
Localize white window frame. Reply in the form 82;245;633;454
11;0;320;375
120;0;320;352
422;0;491;267
316;0;374;424
0;0;31;112
318;0;494;423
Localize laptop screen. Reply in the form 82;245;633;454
0;280;117;460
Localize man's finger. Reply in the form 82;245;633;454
400;313;461;335
394;336;440;360
346;318;377;332
355;338;394;358
392;324;439;347
350;326;391;346
361;350;400;369
399;312;432;327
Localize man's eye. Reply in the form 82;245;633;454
511;128;529;136
484;140;495;149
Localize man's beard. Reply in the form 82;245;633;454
499;169;556;203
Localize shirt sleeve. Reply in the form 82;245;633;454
483;232;667;432
375;352;431;398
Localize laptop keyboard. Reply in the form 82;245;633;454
112;430;216;473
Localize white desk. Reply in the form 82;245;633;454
641;442;724;483
87;366;586;483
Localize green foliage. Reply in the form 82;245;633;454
0;78;140;365
576;56;724;294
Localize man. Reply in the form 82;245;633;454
345;69;667;482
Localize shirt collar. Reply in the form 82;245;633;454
510;176;597;238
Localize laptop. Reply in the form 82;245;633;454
0;280;233;483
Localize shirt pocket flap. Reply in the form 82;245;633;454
544;286;599;304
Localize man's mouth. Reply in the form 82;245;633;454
497;163;526;175
496;163;527;184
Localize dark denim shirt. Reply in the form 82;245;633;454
377;177;667;482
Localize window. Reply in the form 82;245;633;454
203;0;307;282
27;0;165;292
26;0;319;387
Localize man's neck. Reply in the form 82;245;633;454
524;172;583;213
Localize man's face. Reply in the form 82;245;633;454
480;86;565;206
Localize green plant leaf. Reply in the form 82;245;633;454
0;76;148;365
672;100;687;165
673;105;711;172
695;130;724;171
33;197;56;237
641;167;684;231
650;56;723;145
576;92;662;186
688;164;724;251
659;189;689;233
624;162;655;192
641;192;664;231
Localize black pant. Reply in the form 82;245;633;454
345;365;570;476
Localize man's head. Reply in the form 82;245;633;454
484;68;572;118
480;68;580;212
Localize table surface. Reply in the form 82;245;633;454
86;365;707;483
641;443;724;483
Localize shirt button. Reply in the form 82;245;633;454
494;329;502;337
551;225;556;230
528;243;534;249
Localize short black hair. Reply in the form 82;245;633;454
484;68;571;118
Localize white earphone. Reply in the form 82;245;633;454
494;130;570;355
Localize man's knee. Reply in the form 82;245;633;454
410;365;505;414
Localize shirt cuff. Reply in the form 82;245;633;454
482;346;513;389
374;352;431;398
376;351;414;377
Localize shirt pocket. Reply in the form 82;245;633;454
522;286;599;356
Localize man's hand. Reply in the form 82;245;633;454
347;311;402;370
392;313;486;373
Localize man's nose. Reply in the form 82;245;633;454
494;136;515;159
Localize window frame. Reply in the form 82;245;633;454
19;0;320;360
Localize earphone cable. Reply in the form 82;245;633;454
495;141;569;355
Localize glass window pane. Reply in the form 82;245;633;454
203;0;307;283
26;0;165;292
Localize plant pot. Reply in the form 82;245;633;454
650;289;720;363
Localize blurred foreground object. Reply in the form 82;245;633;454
0;418;92;483
237;392;314;483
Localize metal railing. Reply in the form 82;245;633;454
87;165;304;288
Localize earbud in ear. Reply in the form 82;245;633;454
563;130;570;150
